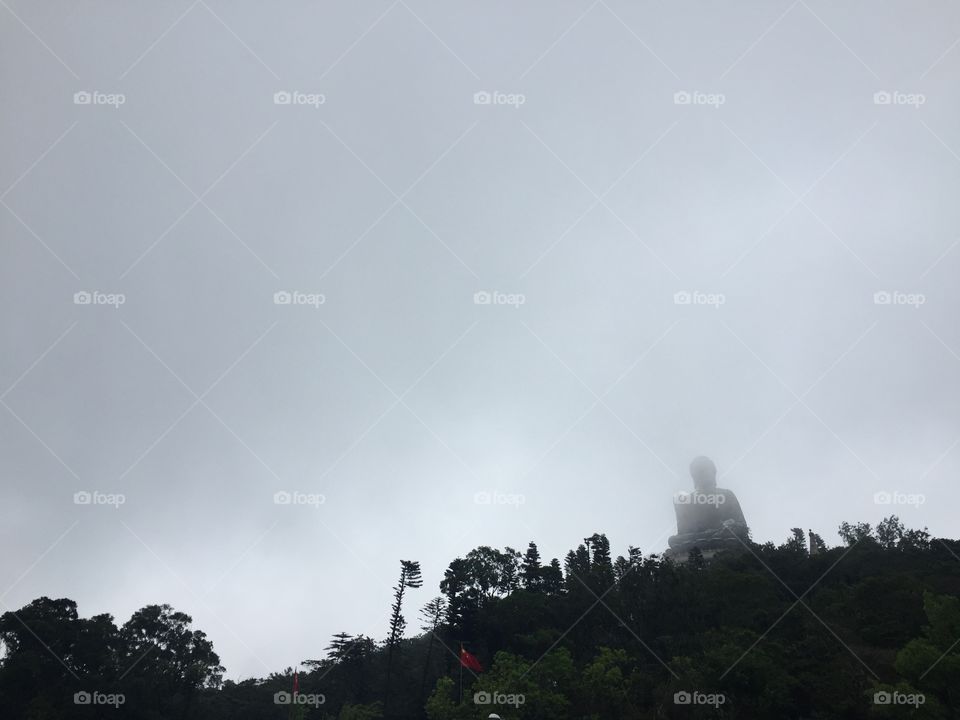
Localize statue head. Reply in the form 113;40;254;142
689;456;717;491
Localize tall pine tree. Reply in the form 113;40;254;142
384;560;422;715
521;541;542;590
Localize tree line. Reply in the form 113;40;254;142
1;515;958;718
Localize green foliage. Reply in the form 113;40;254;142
467;649;574;720
891;592;960;710
2;520;957;719
0;598;222;719
578;647;630;718
425;677;466;720
339;701;384;719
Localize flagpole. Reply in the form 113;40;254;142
458;641;463;705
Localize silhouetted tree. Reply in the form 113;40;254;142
781;527;807;553
839;521;874;545
521;541;543;590
541;558;565;595
417;597;445;705
439;557;475;638
384;560;422;715
326;632;355;663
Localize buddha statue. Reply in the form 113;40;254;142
666;456;748;560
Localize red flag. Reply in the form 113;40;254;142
292;670;299;695
459;647;483;672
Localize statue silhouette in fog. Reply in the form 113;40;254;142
667;456;748;561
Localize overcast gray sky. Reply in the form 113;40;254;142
2;0;959;680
